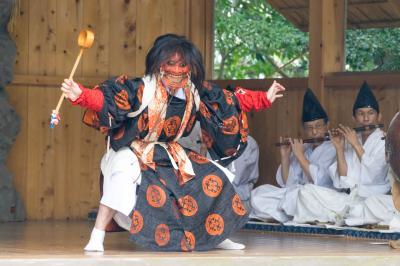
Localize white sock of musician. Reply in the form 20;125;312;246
84;227;105;252
216;238;245;250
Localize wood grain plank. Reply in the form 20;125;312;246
27;0;58;219
6;0;30;215
108;0;137;76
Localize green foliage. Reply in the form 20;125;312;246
214;0;309;79
346;28;400;72
214;0;400;79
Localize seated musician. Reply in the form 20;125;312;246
293;81;391;226
250;89;336;222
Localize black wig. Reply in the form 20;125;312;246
145;34;205;90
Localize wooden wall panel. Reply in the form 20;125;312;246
108;0;137;76
135;0;164;76
6;0;29;213
188;0;214;79
6;0;214;220
26;0;58;219
308;0;345;106
54;0;82;219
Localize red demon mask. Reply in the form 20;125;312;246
160;53;191;90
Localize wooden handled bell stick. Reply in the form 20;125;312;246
50;30;95;128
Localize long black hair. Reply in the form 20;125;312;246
145;34;205;90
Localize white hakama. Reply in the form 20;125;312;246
293;129;391;225
100;147;141;230
251;141;336;223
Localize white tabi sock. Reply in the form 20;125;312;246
216;238;245;250
84;227;105;252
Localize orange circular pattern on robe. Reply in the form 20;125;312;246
114;89;131;111
188;151;209;164
113;126;125;140
130;210;144;234
211;103;219;110
146;185;166;208
202;175;223;197
137;83;144;103
186;115;196;133
137;113;149;132
155;224;170;246
223;90;234;105
240;112;249;130
232;194;247;216
205;214;224;236
199;102;211;119
239;113;249;143
181;231;196;251
178;195;198;217
163;116;181;138
201;129;213;149
221;116;239;135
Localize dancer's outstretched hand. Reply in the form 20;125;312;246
61;79;82;101
266;80;285;103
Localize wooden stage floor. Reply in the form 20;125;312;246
1;221;400;265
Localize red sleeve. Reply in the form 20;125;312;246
70;84;104;112
233;86;271;112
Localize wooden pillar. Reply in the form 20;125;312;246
308;0;346;105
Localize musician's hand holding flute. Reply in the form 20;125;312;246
278;137;307;165
330;124;365;160
278;136;313;183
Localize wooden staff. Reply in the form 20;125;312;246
50;30;95;128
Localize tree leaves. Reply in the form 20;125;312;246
214;0;308;79
214;0;400;79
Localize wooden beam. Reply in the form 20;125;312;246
278;0;388;12
325;71;400;88
308;0;323;99
308;0;346;106
205;0;214;80
267;0;308;32
348;19;400;28
388;0;400;16
11;74;107;87
322;1;346;73
212;78;308;91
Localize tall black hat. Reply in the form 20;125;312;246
352;81;379;115
302;88;328;123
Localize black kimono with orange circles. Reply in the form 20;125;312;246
85;76;249;251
